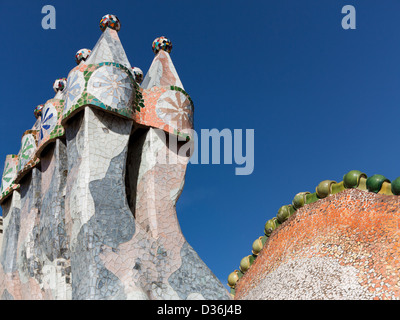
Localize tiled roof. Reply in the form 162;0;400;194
227;170;400;297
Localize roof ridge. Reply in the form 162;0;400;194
227;170;400;297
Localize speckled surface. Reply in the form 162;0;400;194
0;106;229;300
235;188;400;300
0;18;229;300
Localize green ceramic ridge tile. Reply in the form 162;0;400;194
305;192;319;204
331;181;345;194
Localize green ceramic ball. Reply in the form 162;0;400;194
277;205;291;223
252;237;264;255
316;180;336;198
239;255;254;273
292;192;310;209
343;170;366;188
264;218;278;236
366;174;390;193
391;177;400;195
227;271;239;288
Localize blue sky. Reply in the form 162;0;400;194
1;0;400;289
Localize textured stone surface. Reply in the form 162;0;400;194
86;28;130;68
0;139;72;300
64;107;132;299
243;257;374;300
235;188;400;300
0;18;229;300
169;242;230;300
142;50;183;89
38;139;71;299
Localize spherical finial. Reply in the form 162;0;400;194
292;192;310;210
152;36;172;55
316;180;336;199
239;255;254;273
366;174;390;193
343;170;367;189
276;205;291;223
34;105;44;119
75;49;92;65
252;236;264;255
391;177;400;195
53;78;67;93
264;217;278;237
100;14;121;32
132;67;143;84
227;270;240;288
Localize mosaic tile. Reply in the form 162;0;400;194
142;50;184;90
0;15;230;300
0;156;20;204
63;65;137;122
34;105;43;119
15;130;40;183
75;49;91;65
132;67;143;84
85;27;131;69
233;186;400;300
87;64;134;110
99;14;121;33
53;78;67;93
36;98;65;156
134;86;194;140
152;36;172;55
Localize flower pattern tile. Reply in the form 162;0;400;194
0;155;20;204
63;68;86;116
155;90;193;131
87;65;133;110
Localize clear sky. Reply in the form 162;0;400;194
1;0;400;289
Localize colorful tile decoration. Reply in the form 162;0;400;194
152;36;172;55
40;105;57;141
134;86;194;140
64;66;86;111
34;104;44;119
53;78;67;93
1;13;400;301
0;155;20;204
36;98;65;156
142;49;184;89
1;24;193;201
75;49;92;65
62;62;139;123
137;48;193;140
99;14;121;32
88;64;134;109
0;15;235;301
230;171;400;300
15;130;40;183
85;27;132;69
132;67;143;84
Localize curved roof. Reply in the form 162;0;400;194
228;170;400;297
